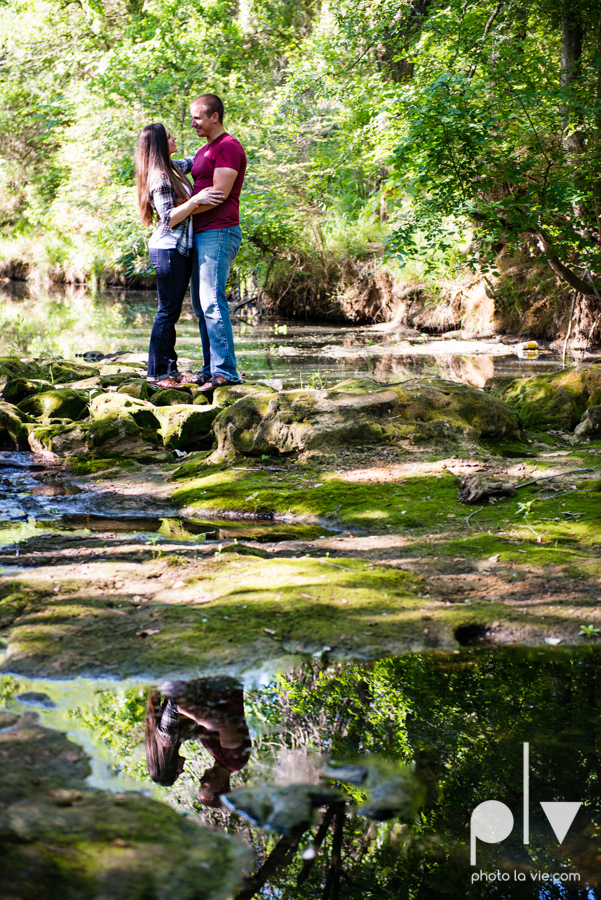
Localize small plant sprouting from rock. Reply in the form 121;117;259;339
579;624;600;639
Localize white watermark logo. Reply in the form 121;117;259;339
470;743;581;866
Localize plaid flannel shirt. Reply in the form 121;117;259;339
149;155;196;256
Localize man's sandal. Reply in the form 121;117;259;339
196;374;241;392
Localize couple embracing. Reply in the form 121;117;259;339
135;93;245;392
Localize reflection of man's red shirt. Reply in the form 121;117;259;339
200;729;251;772
198;684;251;772
158;688;251;773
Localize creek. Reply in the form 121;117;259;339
1;648;599;897
0;281;568;388
1;283;600;898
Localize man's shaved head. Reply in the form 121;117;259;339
191;93;224;123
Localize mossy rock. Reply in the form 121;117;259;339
117;380;151;401
574;404;601;438
97;363;145;376
212;382;278;409
154;404;219;449
18;388;88;422
0;357;99;384
68;376;103;390
151;388;193;407
2;378;53;404
330;377;383;394
501;365;601;430
28;422;89;460
0;401;31;450
88;394;162;456
0;719;248;900
211;379;520;458
100;373;139;388
192;392;211;406
89;394;161;429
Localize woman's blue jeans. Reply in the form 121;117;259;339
147;247;192;379
191;225;242;382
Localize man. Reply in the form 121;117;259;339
188;93;247;390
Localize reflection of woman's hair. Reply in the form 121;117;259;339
135;123;191;226
145;690;181;786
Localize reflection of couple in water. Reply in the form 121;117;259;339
145;675;251;807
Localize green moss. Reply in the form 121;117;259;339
172;462;460;531
0;558;432;676
0;400;30;449
18;388;88;421
2;377;53;404
64;457;138;475
154;404;219;449
502;365;601;430
151;388;193;406
117;380;151;401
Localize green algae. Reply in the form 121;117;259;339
0;557;432;676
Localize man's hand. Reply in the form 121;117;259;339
194;187;225;207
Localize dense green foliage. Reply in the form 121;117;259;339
0;0;600;313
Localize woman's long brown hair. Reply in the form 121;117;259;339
135;123;191;226
145;690;181;786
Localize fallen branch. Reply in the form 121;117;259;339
297;804;339;886
235;835;301;900
516;468;593;489
319;559;353;571
466;506;485;526
322;803;345;900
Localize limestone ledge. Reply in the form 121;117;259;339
3;356;601;462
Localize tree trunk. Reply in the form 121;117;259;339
560;0;584;154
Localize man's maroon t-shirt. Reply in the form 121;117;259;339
191;133;246;234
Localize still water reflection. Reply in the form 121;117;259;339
0;282;566;390
4;648;600;898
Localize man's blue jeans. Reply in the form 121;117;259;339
191;225;242;382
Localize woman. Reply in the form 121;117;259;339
145;676;252;806
135;123;224;388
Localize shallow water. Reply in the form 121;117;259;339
0;282;576;389
0;453;335;549
1;647;599;898
2;284;600;898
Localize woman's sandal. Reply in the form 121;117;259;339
176;373;211;385
147;375;189;390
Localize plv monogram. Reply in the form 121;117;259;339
470;743;582;865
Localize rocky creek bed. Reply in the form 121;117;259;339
1;351;601;897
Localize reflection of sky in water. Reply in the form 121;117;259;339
0;283;571;389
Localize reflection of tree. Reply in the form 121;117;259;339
67;650;601;898
234;651;601;898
